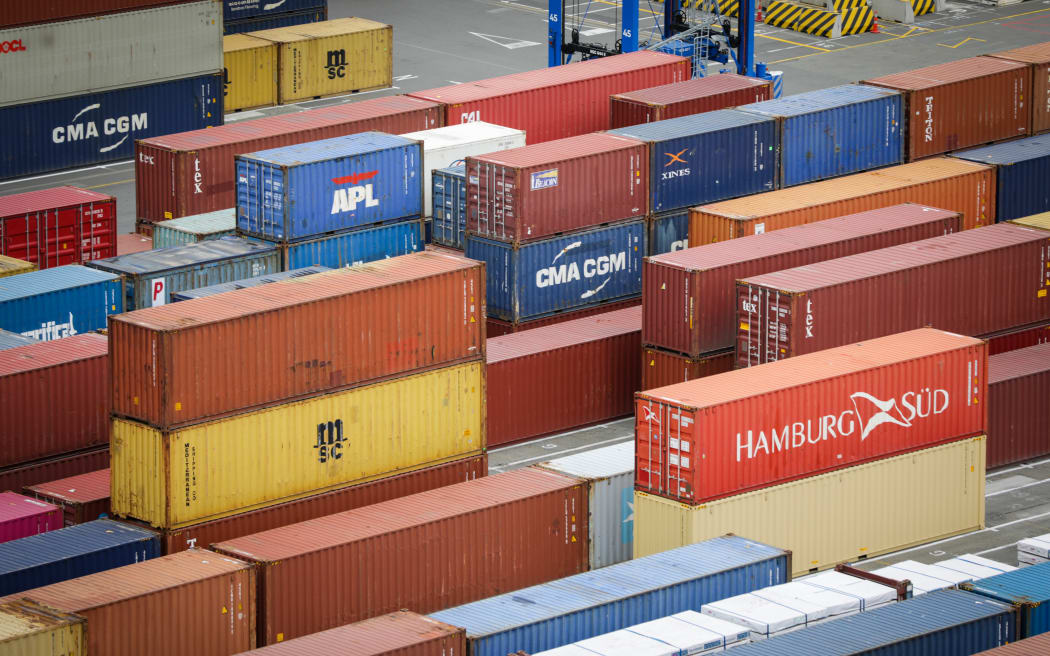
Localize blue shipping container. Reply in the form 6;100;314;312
0;329;38;351
223;0;326;21
236;131;422;242
648;209;689;256
223;7;328;34
432;165;467;249
172;266;331;301
962;560;1050;638
0;73;222;180
0;519;159;597
86;236;279;309
0;266;122;341
467;220;645;323
725;589;1015;655
608;110;778;213
737;84;903;188
429;535;790;656
951;135;1050;223
258;219;424;270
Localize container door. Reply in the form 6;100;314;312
737;284;793;366
635;398;700;503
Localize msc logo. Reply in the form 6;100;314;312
535;240;628;299
331;171;379;214
530;168;558;190
0;39;26;54
52;104;147;154
326;49;348;79
661;149;691;180
314;419;347;464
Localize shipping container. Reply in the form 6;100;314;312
0;493;61;544
24;469;110;526
2;72;223;180
862;57;1029;161
637;329;986;504
409;52;690;144
213;467;589;645
558;610;753;655
736;223;1050;366
0;266;121;341
0;448;109;497
868;560;972;595
487;297;642;336
973;632;1050;654
429;534;791;656
0;330;37;351
0;519;158;596
736;85;903;187
109;251;483;428
634;437;986;576
985;320;1050;355
1;1;205;29
487;306;640;447
223;34;278;112
2;549;256;656
936;555;1016;579
987;42;1050;135
647;209;689;256
432;165;467;249
1013;211;1050;231
135;95;441;223
223;7;326;35
0;187;115;269
649;203;961;357
988;343;1050;469
116;233;153;255
609;74;772;128
795;571;897;611
0;599;84;656
952;135;1050;222
467;133;647;243
607;110;778;214
151;209;236;249
223;0;324;22
245;217;423;270
641;347;734;391
172;266;330;301
0;255;34;278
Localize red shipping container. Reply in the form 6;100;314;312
487;306;641;447
988;342;1050;469
0;492;62;543
408;51;690;145
0;447;108;495
24;468;110;526
0;333;109;467
636;328;987;505
988;42;1050;135
109;252;484;429
134;95;442;224
116;232;153;255
863;57;1029;161
646;204;962;357
736;223;1050;366
0;186;116;269
487;297;641;336
642;346;734;391
972;629;1050;654
0;1;194;28
212;467;588;646
609;74;773;128
986;320;1050;355
468;133;648;243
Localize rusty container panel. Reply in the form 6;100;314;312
24;469;110;526
487;297;640;336
109;251;484;430
212;467;588;646
0;448;108;496
863;57;1029;160
487;307;641;448
987;43;1050;135
635;328;987;505
609;74;772;128
973;632;1050;654
985;320;1050;355
735;223;1050;366
648;203;961;357
0;599;85;656
0;334;108;467
988;343;1050;469
641;347;734;391
689;157;995;244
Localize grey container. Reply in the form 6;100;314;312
151;209;236;249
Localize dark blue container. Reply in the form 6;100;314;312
274;219;423;270
0;73;222;180
648;209;689;256
466;219;645;322
608;109;778;214
737;84;903;188
236;132;422;243
0;519;159;597
172;266;331;301
951;135;1050;223
223;7;328;34
432;165;467;249
962;560;1050;638
223;0;326;21
0;265;122;341
0;329;38;351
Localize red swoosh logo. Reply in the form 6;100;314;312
331;170;378;185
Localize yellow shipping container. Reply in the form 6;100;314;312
222;34;277;111
634;437;986;578
1012;212;1050;231
0;600;85;656
112;360;485;529
249;17;393;104
0;255;36;278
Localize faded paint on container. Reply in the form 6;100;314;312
487;297;641;336
0;448;109;500
25;470;110;526
634;437;986;577
988;42;1050;135
988;343;1050;469
647;209;689;256
0;600;84;656
0;330;37;351
223;7;327;35
963;561;1050;638
432;165;467;249
223;34;277;112
0;266;121;340
973;632;1050;654
151;209;236;249
172;266;330;301
609;74;772;128
0;255;34;278
0;494;61;544
255;218;424;270
212;467;588;645
952;135;1050;222
986;320;1050;355
0;187;115;269
642;347;734;391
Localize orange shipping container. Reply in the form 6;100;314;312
987;42;1050;135
641;347;734;391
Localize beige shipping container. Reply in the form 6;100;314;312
111;360;485;529
223;34;277;112
0;255;35;278
0;600;84;656
634;437;986;578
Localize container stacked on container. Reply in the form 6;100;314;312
951;135;1050;222
151;209;237;249
0;187;116;269
432;165;467;248
608;74;772;128
223;0;328;35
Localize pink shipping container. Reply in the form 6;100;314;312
0;187;116;269
468;133;648;243
641;346;734;391
408;52;689;145
25;468;110;526
134;95;442;224
0;492;62;543
609;74;773;128
987;342;1050;469
736;223;1050;366
987;42;1050;135
0;333;109;467
0;1;194;28
645;204;962;357
986;320;1050;355
487;306;641;447
636;328;987;505
0;447;109;495
212;467;588;646
487;297;641;336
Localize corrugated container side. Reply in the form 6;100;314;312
1;1;201;28
171;266;330;301
223;7;327;35
0;599;85;656
0;255;35;277
223;0;325;21
266;219;424;270
988;343;1050;468
609;74;772;128
963;561;1050;638
973;632;1050;654
24;469;110;526
0;493;62;544
951;135;1050;222
150;209;236;250
987;43;1050;135
487;297;642;336
641;346;734;391
0;266;122;340
985;320;1050;355
0;188;116;269
432;166;467;249
223;34;278;112
647;209;690;256
0;330;38;350
116;233;153;255
0;448;109;497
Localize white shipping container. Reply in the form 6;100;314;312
401;121;526;216
868;560;970;595
1019;551;1049;567
935;555;1016;579
701;593;815;641
754;581;860;620
0;1;223;108
800;571;897;611
1018;533;1050;559
629;610;752;653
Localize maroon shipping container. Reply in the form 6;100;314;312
0;334;109;467
109;251;484;429
0;1;193;28
645;203;962;357
0;186;116;269
116;232;153;255
212;467;588;646
487;306;641;447
0;447;108;495
986;320;1050;355
468;133;647;243
863;57;1029;161
609;74;773;128
487;297;641;336
737;223;1050;367
987;342;1050;469
135;95;442;223
0;492;62;544
408;51;690;145
24;468;110;526
642;346;734;391
987;42;1050;135
973;631;1050;655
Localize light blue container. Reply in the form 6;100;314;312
432;165;467;249
647;209;689;256
951;135;1050;223
151;208;236;249
171;266;331;301
274;219;424;270
0;329;38;350
0;265;122;341
963;560;1050;638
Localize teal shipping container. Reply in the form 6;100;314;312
151;209;236;249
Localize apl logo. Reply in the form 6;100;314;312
330;171;379;214
52;104;147;153
325;49;348;79
662;149;691;180
530;168;558;190
21;313;77;342
535;241;627;299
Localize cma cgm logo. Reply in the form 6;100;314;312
52;104;147;154
0;39;26;54
661;149;691;180
535;241;627;300
331;171;379;214
530;168;558;190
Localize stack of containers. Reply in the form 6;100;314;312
608;74;772;128
151;208;236;248
432;165;467;248
0;187;116;268
1018;534;1050;567
951;135;1050;222
223;0;328;35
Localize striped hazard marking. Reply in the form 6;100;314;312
832;0;867;11
696;0;740;17
764;0;805;28
841;5;874;34
795;6;838;36
912;0;935;16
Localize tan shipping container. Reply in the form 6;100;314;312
634;437;986;578
1012;211;1050;231
0;600;84;656
0;255;35;278
223;34;277;112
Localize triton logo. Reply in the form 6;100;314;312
325;49;348;79
331;171;379;214
52;104;147;153
661;149;691;180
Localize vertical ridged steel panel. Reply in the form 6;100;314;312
0;448;109;499
987;343;1050;468
951;135;1050;222
25;468;111;526
0;187;117;269
432;166;467;249
964;561;1050;638
0;493;62;544
0;266;121;340
987;43;1050;135
280;219;423;270
647;209;690;256
150;209;236;249
641;347;734;391
609;74;773;128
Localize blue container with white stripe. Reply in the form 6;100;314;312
171;266;331;301
0;265;122;341
267;219;424;270
647;209;690;256
223;7;327;34
962;560;1050;638
951;135;1050;223
0;329;38;350
432;165;467;249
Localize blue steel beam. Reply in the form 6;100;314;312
549;0;563;66
738;0;754;76
622;0;638;52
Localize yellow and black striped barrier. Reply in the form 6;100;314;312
697;0;740;17
795;5;838;36
764;0;805;28
831;0;867;11
912;0;936;15
841;5;874;34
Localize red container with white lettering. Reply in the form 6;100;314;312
635;328;986;505
0;187;116;269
